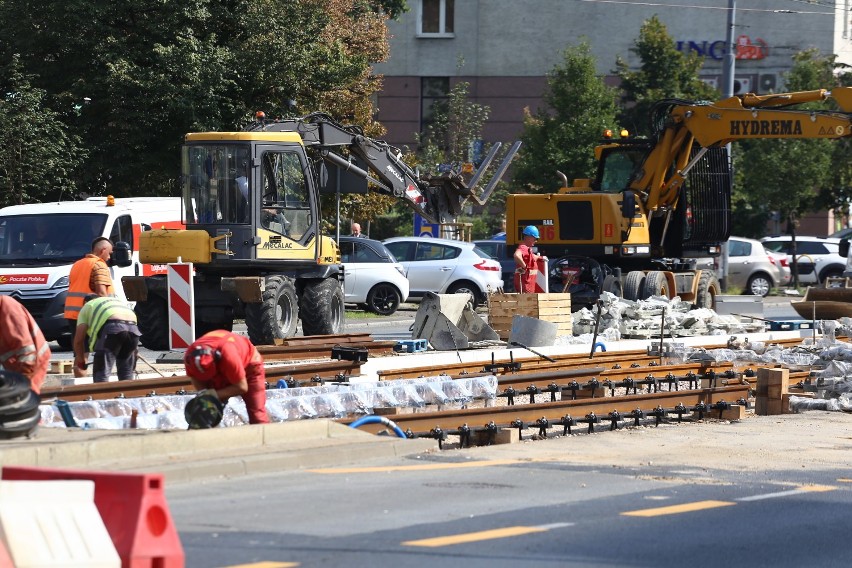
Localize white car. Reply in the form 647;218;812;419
383;237;504;306
761;236;846;284
338;237;409;315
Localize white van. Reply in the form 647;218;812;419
0;196;183;349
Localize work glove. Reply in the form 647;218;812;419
196;388;219;401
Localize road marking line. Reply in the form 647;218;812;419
220;563;299;568
622;500;735;517
403;524;564;547
837;478;852;483
736;485;836;502
309;459;541;474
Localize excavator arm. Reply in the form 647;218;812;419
636;87;852;213
248;112;520;224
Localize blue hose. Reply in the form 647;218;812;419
349;415;407;439
593;342;607;353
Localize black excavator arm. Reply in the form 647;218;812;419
247;112;521;224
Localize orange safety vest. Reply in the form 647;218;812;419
64;255;114;319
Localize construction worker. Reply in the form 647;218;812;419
73;295;140;382
0;295;50;394
64;237;114;376
184;330;270;425
514;225;543;294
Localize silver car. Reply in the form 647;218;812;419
699;236;789;296
383;237;504;306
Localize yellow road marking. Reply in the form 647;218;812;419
309;458;544;474
622;500;736;517
837;478;852;483
403;526;548;547
220;563;298;568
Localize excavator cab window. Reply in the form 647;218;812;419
182;144;251;225
595;146;648;193
259;150;312;241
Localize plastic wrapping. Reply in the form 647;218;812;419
40;375;499;430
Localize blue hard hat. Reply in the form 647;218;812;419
522;225;540;238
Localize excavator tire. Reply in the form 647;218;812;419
135;296;170;350
245;275;299;345
641;271;670;299
623;271;645;301
299;277;345;336
695;271;720;310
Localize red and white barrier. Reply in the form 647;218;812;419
3;467;185;568
535;257;549;293
167;262;195;350
0;479;121;567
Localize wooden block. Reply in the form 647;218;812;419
714;404;746;421
754;396;768;416
473;427;519;446
49;360;74;374
767;383;788;399
756;367;789;397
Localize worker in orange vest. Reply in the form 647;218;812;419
0;295;50;394
64;237;115;377
184;330;270;425
513;225;543;294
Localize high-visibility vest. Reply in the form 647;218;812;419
63;256;114;319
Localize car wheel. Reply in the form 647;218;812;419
819;266;844;284
366;283;401;316
447;281;483;307
745;272;773;297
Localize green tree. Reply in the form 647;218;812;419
0;56;85;207
511;42;618;193
0;0;393;198
615;15;717;137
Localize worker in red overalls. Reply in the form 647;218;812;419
513;225;542;294
0;295;50;394
183;330;269;424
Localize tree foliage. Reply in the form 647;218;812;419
511;42;618;193
0;0;394;200
0;55;85;207
615;15;717;137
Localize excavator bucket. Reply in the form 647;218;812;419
412;292;499;350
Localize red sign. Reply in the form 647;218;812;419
0;274;49;285
736;35;768;60
604;224;613;238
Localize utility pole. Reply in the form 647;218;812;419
718;0;736;292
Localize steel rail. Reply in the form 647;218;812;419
338;384;751;436
41;359;363;402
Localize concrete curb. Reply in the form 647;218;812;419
0;420;438;485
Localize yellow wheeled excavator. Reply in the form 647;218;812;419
123;112;520;348
507;88;852;310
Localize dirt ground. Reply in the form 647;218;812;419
461;410;852;473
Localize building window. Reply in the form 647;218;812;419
418;0;454;37
421;77;450;136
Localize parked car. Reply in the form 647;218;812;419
761;235;846;284
727;237;791;296
338;237;409;315
473;239;516;292
383;237;504;306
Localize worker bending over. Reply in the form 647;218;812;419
184;330;270;425
73;295;141;382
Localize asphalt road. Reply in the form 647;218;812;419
168;439;850;568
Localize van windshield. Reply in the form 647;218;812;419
0;214;107;264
